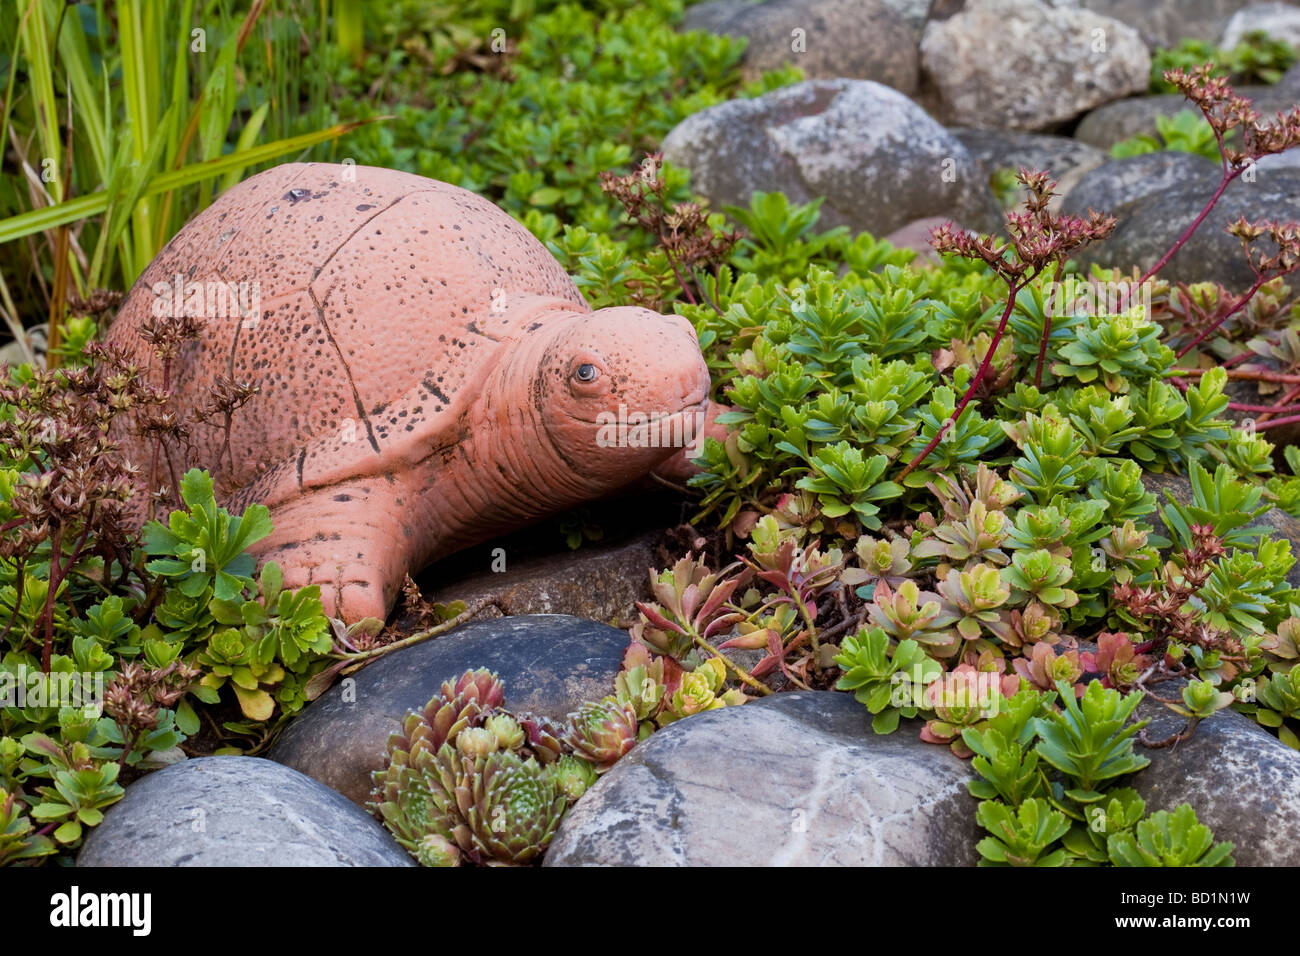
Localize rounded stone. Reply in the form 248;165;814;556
269;614;628;807
1072;168;1300;289
1075;86;1296;150
76;756;413;867
950;127;1110;208
661;78;1003;238
683;0;922;93
1059;152;1222;219
544;691;983;866
1064;0;1259;49
919;0;1150;131
1221;2;1300;49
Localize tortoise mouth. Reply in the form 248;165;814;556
570;382;710;426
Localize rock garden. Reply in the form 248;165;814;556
2;0;1300;873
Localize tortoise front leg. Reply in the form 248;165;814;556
245;472;420;623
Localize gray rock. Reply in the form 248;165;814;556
1222;2;1300;49
269;614;627;807
951;127;1109;208
422;530;661;625
1280;60;1300;91
1071;168;1300;288
544;691;983;866
881;0;937;33
662;78;1003;237
1141;469;1300;587
682;0;757;32
1059;151;1221;218
1049;0;1260;49
545;685;1300;867
883;215;954;264
76;756;413;867
1075;86;1297;150
682;0;922;92
1127;682;1300;866
920;0;1150;131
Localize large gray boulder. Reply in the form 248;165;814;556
1075;86;1297;150
545;691;983;866
1071;167;1300;289
1059;151;1222;218
1127;689;1300;865
1050;0;1261;49
421;530;662;625
1221;2;1300;49
76;757;414;867
951;127;1110;208
920;0;1150;130
682;0;923;92
661;78;1003;237
545;686;1300;866
269;614;627;806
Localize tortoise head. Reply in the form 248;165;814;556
533;306;711;488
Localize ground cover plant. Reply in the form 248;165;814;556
3;0;1300;867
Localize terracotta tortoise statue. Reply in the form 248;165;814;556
107;162;711;623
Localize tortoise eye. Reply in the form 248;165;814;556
574;363;599;383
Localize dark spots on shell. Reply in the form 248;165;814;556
528;322;542;331
421;375;450;405
404;423;414;431
285;188;312;203
333;493;353;502
356;203;376;211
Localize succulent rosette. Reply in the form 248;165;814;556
452;750;568;865
564;697;640;770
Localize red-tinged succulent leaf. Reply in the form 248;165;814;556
623;641;653;671
636;601;683;634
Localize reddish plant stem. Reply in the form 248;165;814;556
1139;167;1245;288
1222;350;1254;368
1226;399;1300;415
1173;375;1300;414
1255;413;1300;431
1175;272;1271;359
899;276;1028;481
1260;384;1300;422
1172;367;1300;385
1034;260;1067;387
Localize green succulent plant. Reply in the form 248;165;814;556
371;669;604;867
564;698;640;771
975;798;1071;867
1107;804;1235;867
1035;680;1150;796
451;749;568;867
833;627;942;734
